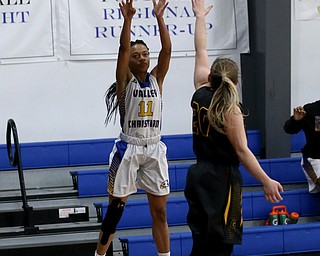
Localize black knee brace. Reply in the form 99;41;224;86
100;198;125;245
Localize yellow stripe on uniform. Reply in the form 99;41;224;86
224;185;232;224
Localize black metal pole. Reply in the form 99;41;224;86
6;119;39;234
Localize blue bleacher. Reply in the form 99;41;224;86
68;130;306;198
94;189;320;227
290;130;305;153
0;129;305;171
117;189;320;256
70;157;305;198
119;222;320;256
0;130;262;170
94;196;188;227
1;130;313;255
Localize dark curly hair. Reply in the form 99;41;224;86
104;82;118;126
130;39;149;50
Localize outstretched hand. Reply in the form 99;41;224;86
153;0;169;18
192;0;213;17
119;0;136;20
263;179;284;203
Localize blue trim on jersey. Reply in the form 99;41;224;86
109;140;127;176
138;73;150;88
116;140;127;159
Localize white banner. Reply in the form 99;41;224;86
294;0;320;20
0;0;249;63
59;0;249;60
0;0;56;64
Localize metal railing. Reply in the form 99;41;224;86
6;119;39;234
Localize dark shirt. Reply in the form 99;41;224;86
191;86;239;165
284;100;320;158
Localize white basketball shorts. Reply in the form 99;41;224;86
301;158;320;193
107;132;170;197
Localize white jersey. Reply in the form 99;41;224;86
108;73;169;197
121;73;162;138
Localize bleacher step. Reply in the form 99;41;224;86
0;218;100;237
0;230;99;255
70;157;307;198
0;205;89;228
0;222;184;253
0;186;77;203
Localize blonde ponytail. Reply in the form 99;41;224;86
207;58;242;134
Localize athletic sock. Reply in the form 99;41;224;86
158;252;170;256
95;250;106;256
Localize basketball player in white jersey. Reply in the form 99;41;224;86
94;0;171;255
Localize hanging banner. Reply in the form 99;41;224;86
59;0;249;60
294;0;320;20
0;0;56;64
0;0;248;63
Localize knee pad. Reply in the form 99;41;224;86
100;198;125;245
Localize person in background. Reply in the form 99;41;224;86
94;0;172;255
284;100;320;193
184;0;284;255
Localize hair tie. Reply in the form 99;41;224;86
212;75;222;88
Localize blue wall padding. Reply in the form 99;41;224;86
0;141;70;170
0;131;263;170
19;141;70;169
0;130;305;170
290;130;306;153
246;130;261;156
0;145;11;170
68;138;114;166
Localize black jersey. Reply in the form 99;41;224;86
191;86;239;165
284;100;320;158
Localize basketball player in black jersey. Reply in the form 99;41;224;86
284;101;320;193
184;0;284;255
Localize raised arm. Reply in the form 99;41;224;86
150;0;171;94
116;0;136;95
225;109;284;203
192;0;212;90
284;106;305;134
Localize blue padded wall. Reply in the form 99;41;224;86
0;131;262;170
291;130;305;153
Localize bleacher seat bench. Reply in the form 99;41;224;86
71;157;305;198
119;222;320;256
94;189;320;227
